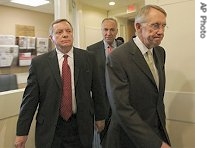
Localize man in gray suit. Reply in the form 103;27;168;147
87;18;123;146
14;19;106;148
105;5;171;148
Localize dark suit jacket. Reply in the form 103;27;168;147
86;40;123;118
105;40;171;148
87;40;123;142
16;48;106;148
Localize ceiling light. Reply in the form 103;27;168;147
11;0;49;7
109;1;115;6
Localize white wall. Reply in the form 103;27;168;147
0;5;53;37
0;89;36;148
76;4;107;49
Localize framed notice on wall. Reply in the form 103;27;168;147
15;24;35;37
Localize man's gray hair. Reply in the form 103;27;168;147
134;5;167;25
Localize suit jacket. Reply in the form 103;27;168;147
105;39;171;148
86;40;123;118
16;48;106;148
87;40;123;142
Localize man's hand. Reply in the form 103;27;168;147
161;142;171;148
14;136;28;148
95;120;105;133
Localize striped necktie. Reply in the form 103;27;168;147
145;50;159;88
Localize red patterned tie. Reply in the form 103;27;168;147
60;54;72;121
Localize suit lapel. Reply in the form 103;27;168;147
153;47;164;91
128;40;157;87
73;48;80;86
99;41;106;62
47;50;62;89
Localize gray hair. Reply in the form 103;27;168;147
49;19;73;35
134;5;167;25
101;18;118;26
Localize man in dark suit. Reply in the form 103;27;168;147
86;18;123;146
14;19;106;148
105;5;171;148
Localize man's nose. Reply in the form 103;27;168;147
157;27;165;34
62;31;68;37
106;30;112;35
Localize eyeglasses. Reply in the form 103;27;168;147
144;23;168;30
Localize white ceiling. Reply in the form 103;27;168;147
79;0;143;11
0;0;144;18
0;0;54;14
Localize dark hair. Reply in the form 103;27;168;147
116;37;124;43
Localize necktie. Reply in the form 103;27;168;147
107;46;113;54
60;54;72;121
145;50;159;88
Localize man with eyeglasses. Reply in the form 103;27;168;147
105;5;171;148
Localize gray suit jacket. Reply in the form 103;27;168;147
105;39;171;148
16;48;106;148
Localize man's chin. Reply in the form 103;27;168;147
105;39;114;44
154;40;162;46
61;44;72;48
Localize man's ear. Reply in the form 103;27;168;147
135;23;141;30
49;35;53;42
49;35;52;40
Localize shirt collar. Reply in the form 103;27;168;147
103;40;117;49
56;47;74;61
133;36;153;55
